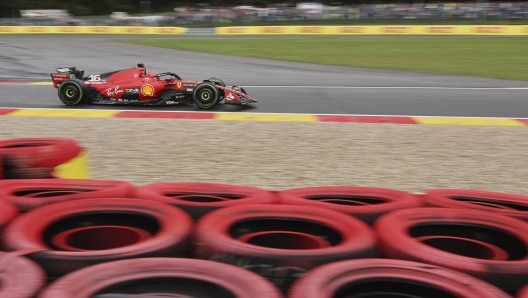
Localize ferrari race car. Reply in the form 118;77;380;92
50;63;257;109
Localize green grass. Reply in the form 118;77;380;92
120;37;528;81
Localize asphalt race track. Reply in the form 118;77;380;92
1;35;528;117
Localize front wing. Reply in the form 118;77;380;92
217;86;258;105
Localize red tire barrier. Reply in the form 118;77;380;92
0;251;46;298
517;284;528;298
288;258;512;298
0;199;17;229
136;182;277;219
38;258;284;298
0;178;135;211
193;204;378;292
1;198;193;277
374;207;528;293
0;138;81;168
424;189;528;222
0;199;17;247
278;186;422;224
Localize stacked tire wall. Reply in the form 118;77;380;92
0;138;89;180
1;137;528;297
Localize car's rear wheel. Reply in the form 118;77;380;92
58;80;86;106
193;83;219;109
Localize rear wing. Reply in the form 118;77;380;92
50;67;84;88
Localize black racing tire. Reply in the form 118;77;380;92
207;77;226;103
207;77;226;87
193;83;219;109
57;79;87;106
205;77;225;103
38;258;284;298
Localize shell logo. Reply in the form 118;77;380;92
141;84;155;96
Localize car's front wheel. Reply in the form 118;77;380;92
207;78;226;102
207;77;226;87
193;83;219;109
57;79;87;106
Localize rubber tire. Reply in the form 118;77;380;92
193;204;378;292
207;77;226;87
1;198;193;278
38;258;284;298
0;199;18;246
424;188;528;222
57;79;87;106
206;78;226;102
0;251;46;298
374;207;528;293
288;258;512;298
193;83;219;109
0;199;17;228
0;178;135;212
135;182;277;220
0;138;81;168
278;186;423;224
517;284;528;298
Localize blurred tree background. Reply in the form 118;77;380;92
0;0;298;17
1;0;526;17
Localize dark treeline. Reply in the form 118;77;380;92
2;0;173;17
1;0;526;17
1;0;288;17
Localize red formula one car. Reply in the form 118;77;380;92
50;63;257;109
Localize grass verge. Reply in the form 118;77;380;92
120;37;528;81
